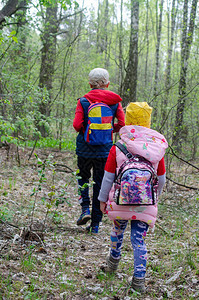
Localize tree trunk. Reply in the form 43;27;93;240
122;0;139;106
173;0;198;149
162;0;178;127
0;0;27;26
39;3;58;136
96;0;101;52
144;0;149;87
104;0;109;68
153;0;164;120
119;0;123;95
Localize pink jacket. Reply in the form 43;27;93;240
106;125;168;228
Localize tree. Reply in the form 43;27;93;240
38;3;58;136
122;0;139;106
152;0;164;120
118;0;124;95
173;0;198;148
162;0;178;128
144;0;149;87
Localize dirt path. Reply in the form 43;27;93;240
0;147;198;299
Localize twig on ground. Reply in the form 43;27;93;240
155;220;170;235
0;219;19;229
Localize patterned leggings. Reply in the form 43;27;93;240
110;220;149;278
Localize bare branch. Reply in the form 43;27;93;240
168;145;199;171
59;9;85;23
54;163;74;173
0;0;28;25
166;176;199;190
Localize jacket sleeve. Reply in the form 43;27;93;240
98;146;116;202
73;99;84;132
157;157;166;176
113;102;125;132
157;157;166;195
98;171;115;202
157;174;166;195
104;145;117;173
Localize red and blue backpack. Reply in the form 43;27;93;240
80;99;117;145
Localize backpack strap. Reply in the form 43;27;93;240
115;142;133;159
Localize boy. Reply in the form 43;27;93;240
73;68;125;233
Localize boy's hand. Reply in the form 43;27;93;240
100;202;107;214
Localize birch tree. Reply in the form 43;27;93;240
38;3;58;136
152;0;164;119
144;0;149;87
122;0;139;106
162;0;178;127
118;0;123;95
104;0;109;68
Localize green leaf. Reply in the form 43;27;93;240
46;203;52;209
12;36;18;43
10;30;16;35
48;191;55;197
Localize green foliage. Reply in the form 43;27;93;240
19;136;76;151
0;0;198;158
29;153;78;227
0;206;12;222
0;117;16;144
39;0;78;9
8;31;18;43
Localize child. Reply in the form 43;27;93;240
73;68;125;234
98;102;168;292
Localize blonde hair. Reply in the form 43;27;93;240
89;68;110;88
125;102;152;128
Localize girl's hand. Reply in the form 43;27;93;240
100;202;107;214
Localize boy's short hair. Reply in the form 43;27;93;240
125;102;152;128
89;68;110;88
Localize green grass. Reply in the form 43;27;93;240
19;136;76;151
0;206;13;222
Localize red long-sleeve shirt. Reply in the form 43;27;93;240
105;145;166;176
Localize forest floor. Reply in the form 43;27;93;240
0;146;198;300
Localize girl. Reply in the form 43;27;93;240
98;102;168;293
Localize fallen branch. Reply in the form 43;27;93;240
0;219;19;229
168;145;199;171
54;163;73;173
0;241;9;252
166;176;198;190
28;138;38;161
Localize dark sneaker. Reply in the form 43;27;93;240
86;225;99;234
77;208;91;226
128;276;146;293
101;253;120;273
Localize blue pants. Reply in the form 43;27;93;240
110;220;149;278
77;156;107;226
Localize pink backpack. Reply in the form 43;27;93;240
112;126;168;206
113;142;159;206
